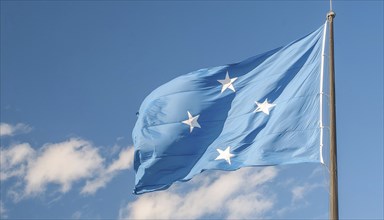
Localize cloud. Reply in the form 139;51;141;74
71;211;82;219
275;166;327;217
0;201;7;219
0;143;35;181
0;123;32;137
275;182;324;217
291;166;326;203
225;192;274;219
291;182;323;203
24;139;104;195
1;138;134;200
81;147;134;195
107;146;135;173
119;167;278;219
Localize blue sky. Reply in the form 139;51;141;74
0;1;382;219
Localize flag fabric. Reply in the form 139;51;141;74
132;24;326;195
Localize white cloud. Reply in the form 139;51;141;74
80;173;113;195
107;147;134;173
81;147;134;195
0;201;7;219
1;138;134;200
276;177;326;217
0;143;35;181
225;192;274;219
119;167;278;219
275;183;316;217
24;139;104;195
72;211;82;219
0;123;32;137
291;183;322;203
0;123;16;136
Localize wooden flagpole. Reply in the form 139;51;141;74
327;8;339;220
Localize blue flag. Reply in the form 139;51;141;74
133;24;326;194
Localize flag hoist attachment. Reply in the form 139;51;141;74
319;20;328;165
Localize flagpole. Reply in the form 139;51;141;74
327;10;339;220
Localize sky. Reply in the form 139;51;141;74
0;0;383;219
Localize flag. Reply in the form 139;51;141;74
132;24;326;194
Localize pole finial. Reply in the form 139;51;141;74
327;11;336;21
327;0;336;21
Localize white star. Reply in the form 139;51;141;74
217;71;238;93
215;146;235;165
254;98;276;115
182;111;201;133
